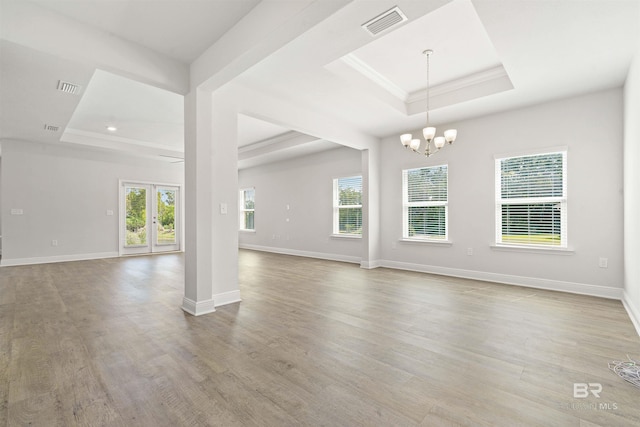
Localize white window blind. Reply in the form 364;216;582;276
495;151;567;247
333;176;362;235
402;165;448;240
239;188;255;231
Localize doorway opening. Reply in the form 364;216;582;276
119;181;181;255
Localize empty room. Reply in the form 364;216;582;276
1;0;640;425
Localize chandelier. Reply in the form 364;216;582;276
400;49;457;157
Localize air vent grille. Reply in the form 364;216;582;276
44;124;60;132
362;6;407;36
57;80;81;95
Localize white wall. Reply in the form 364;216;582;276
243;89;625;299
379;89;624;298
0;153;3;254
1;140;184;265
238;146;363;262
624;39;640;333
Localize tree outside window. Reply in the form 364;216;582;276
240;188;255;231
333;176;362;235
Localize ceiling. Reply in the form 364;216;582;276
27;0;261;64
1;0;638;167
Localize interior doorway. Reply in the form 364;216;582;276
120;181;181;255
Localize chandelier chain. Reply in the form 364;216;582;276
426;50;430;127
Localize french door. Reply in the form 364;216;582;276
120;182;180;255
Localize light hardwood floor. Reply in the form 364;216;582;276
1;249;639;426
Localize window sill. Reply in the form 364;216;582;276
239;229;256;233
399;238;452;246
330;234;362;240
490;244;574;255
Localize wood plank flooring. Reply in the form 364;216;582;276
1;249;639;426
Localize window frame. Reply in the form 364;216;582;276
332;175;363;237
495;149;568;248
239;187;255;231
402;164;449;241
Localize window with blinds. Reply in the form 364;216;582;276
402;165;448;240
333;176;362;235
239;188;255;231
495;151;567;247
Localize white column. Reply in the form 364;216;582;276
361;147;381;269
182;88;241;315
183;89;215;315
210;89;241;306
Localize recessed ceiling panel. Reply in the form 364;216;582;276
350;0;502;94
65;69;184;150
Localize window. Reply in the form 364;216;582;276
402;165;448;240
495;150;567;247
239;188;255;231
333;176;362;235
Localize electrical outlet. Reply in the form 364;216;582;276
11;208;23;215
599;257;608;268
106;210;114;216
467;247;473;256
52;240;58;247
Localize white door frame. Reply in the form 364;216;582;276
119;180;182;256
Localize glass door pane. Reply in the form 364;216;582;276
125;186;149;248
156;188;176;245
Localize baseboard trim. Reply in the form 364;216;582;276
182;290;241;316
214;290;242;307
361;259;382;269
239;244;361;264
0;251;119;267
238;246;624;300
380;260;624;300
182;297;216;316
622;291;640;337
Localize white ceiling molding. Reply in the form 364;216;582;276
61;128;184;159
340;54;408;101
324;57;408;115
407;65;511;102
238;137;339;170
405;65;514;115
239;131;322;160
329;54;514;117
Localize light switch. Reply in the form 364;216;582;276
220;203;228;215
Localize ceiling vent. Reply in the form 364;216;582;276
44;124;60;132
57;80;81;95
362;6;407;36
